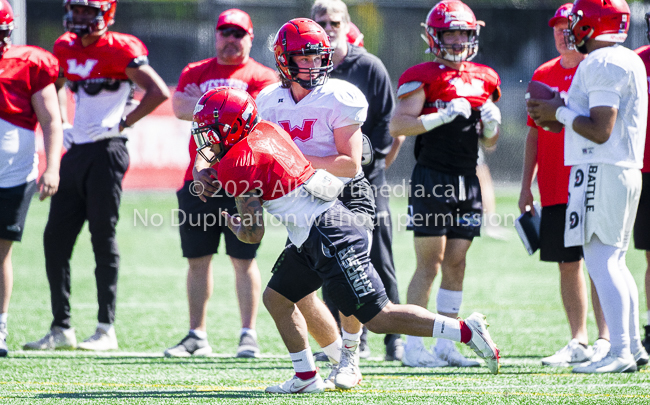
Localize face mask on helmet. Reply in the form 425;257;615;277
63;0;117;36
0;0;14;57
564;0;630;55
273;19;333;90
422;0;481;62
192;87;259;163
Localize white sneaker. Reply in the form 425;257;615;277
334;339;362;390
0;323;7;357
77;327;118;351
634;347;649;367
265;374;325;394
542;339;593;367
435;344;480;367
589;339;611;364
164;332;213;357
465;312;500;374
572;352;636;373
23;326;77;350
402;345;448;368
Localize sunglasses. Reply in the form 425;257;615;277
218;27;247;39
317;20;341;29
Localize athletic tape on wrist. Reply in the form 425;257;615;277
555;106;579;128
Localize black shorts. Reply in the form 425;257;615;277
267;202;389;324
338;174;376;231
540;204;583;263
634;172;650;250
407;164;482;239
176;180;259;259
0;181;37;242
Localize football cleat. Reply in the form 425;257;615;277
313;351;330;362
334;339;362;390
634;347;649;367
435;343;480;367
77;327;118;351
572;352;636;374
643;325;650;354
23;326;77;350
541;339;593;367
265;374;325;394
464;312;500;374
165;332;213;357
402;345;448;368
236;331;260;358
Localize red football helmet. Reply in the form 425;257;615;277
192;87;259;163
63;0;117;36
566;0;630;53
347;22;364;47
0;0;14;57
273;18;333;89
423;0;483;62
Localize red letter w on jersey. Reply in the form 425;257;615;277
278;119;316;142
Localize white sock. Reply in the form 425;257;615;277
97;322;113;333
190;329;207;340
618;250;642;353
342;328;362;342
0;313;7;325
405;335;424;350
290;347;317;373
322;337;342;364
241;328;257;339
432;315;461;342
583;236;631;358
436;288;462;315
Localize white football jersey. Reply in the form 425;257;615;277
564;45;648;168
0;119;38;187
256;78;368;182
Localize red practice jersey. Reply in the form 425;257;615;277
635;45;650;173
0;45;59;130
178;57;278;181
397;61;500;175
54;31;147;82
217;121;314;201
527;56;579;206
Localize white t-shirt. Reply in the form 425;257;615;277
256;78;368;182
0;119;38;188
564;45;648;168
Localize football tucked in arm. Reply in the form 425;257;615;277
525;80;563;133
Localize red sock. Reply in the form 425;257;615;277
459;320;472;344
295;370;317;380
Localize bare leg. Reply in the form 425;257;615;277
264;287;309;353
438;238;472;319
0;239;13;314
297;292;340;347
364;302;436;336
230;257;260;330
340;314;362;334
559;260;588;344
187;255;213;331
407;236;445;308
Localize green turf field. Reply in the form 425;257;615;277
1;189;648;404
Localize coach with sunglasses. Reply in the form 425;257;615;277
165;8;278;358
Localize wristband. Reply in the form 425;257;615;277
555;107;579;128
420;112;447;131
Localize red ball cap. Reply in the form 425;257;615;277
216;9;253;37
548;3;573;27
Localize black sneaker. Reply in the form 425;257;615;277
313;351;330;362
385;337;404;361
643;325;650;354
164;332;212;357
236;332;260;358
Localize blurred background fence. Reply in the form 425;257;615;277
14;0;650;187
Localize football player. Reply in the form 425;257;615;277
634;11;650;357
527;0;649;373
24;0;169;351
389;0;502;369
520;3;610;368
311;0;405;362
0;0;63;357
165;8;278;360
192;86;499;394
256;18;373;390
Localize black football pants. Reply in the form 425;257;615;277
44;138;129;329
